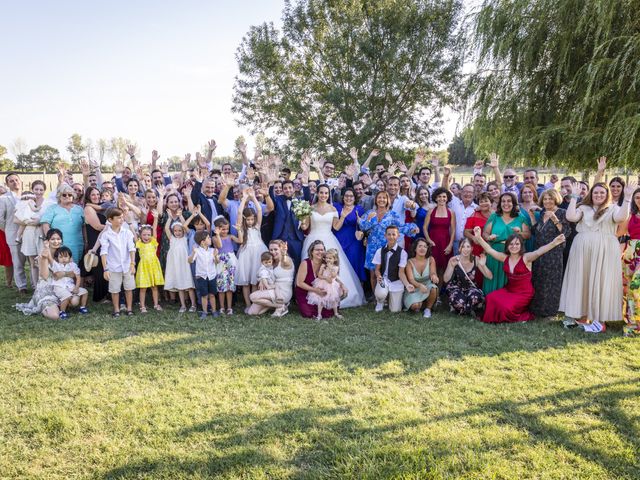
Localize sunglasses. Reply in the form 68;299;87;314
62;193;75;198
503;175;515;179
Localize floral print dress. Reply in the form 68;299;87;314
359;210;417;270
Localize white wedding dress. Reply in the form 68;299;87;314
302;210;365;308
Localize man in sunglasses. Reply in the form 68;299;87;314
501;168;520;195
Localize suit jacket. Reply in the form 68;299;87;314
191;180;226;226
270;185;310;242
0;192;19;246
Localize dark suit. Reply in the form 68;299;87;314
191;180;226;229
270;185;310;268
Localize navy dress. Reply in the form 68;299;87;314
334;204;366;282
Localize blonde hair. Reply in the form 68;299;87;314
538;188;562;207
270;239;293;269
324;249;339;267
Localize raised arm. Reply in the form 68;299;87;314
565;182;584;222
594;156;606;184
489;153;502;187
524;234;565;265
614;181;636;223
472;226;507;262
360;148;379;172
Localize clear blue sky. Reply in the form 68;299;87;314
0;0;458;162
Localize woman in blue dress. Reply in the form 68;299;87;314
412;186;432;238
333;188;366;282
40;184;85;265
359;190;418;292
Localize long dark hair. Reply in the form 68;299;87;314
631;188;640;215
408;237;432;259
609;176;626;206
496;192;520;218
83;186;100;205
240;207;256;247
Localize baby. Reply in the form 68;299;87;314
256;251;275;290
51;246;89;319
14;191;39;243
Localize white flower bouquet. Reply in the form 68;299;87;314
291;199;312;221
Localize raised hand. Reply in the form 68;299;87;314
151;150;160;165
344;163;357;178
349;147;358;162
554;234;566;245
384;152;393;164
368;148;380;158
396;161;408;173
183;185;193;198
473;226;482;238
114;159;124;175
310;156;323;172
181;154;190;172
477;253;487;266
208;139;217;154
126;144;136;158
624;181;637;199
597;156;607;172
238;141;247;155
569;181;581;197
489;152;499;169
414;150;425;164
443;166;451;176
80;158;90;175
430;155;439;167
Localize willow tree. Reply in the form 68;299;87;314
467;0;640;169
232;0;463;162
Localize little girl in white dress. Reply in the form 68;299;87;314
306;249;347;320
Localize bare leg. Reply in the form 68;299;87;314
218;292;226;311
60;298;70;313
42;305;60;320
70;295;80;307
208;293;217;313
80;292;88;307
424;288;438;309
111;292;120;313
151;287;159;308
28;256;39;288
124;290;133;312
226;291;233;311
188;288;196;309
242;285;251;308
201;296;208;314
178;290;186;309
334;305;343;319
139;288;147;310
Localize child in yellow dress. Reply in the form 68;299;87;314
135;215;165;313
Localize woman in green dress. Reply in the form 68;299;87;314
481;192;530;294
403;238;440;318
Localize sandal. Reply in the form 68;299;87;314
126;310;134;316
112;311;121;318
140;306;147;314
153;305;163;312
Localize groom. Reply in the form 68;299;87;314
268;179;310;269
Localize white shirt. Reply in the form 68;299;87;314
372;244;408;293
51;260;80;289
100;226;135;273
448;196;477;242
257;265;275;285
193;246;217;280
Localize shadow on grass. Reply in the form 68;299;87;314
100;379;640;479
7;303;621;380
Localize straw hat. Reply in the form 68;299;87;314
83;251;99;272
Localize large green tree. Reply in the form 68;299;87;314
0;145;14;171
16;145;62;172
467;0;640;169
233;0;463;163
66;133;87;170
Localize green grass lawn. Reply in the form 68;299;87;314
1;274;640;479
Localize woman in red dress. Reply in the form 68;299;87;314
424;187;456;284
0;228;13;287
471;226;566;323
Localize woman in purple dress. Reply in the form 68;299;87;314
333;188;366;282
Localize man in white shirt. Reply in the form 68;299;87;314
372;225;414;313
100;208;136;316
449;184;477;253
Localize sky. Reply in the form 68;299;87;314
0;0;460;163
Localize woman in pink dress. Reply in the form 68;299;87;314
424;187;456;284
471;226;566;323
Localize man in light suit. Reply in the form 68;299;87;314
0;172;27;292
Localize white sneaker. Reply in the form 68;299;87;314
375;303;384;312
582;320;606;333
423;308;432;318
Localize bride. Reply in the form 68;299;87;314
301;184;365;308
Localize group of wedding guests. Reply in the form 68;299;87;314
1;144;639;336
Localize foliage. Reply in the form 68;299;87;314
233;0;463;166
108;137;137;165
0;145;15;171
1;276;639;478
467;0;640;169
66;133;87;170
15;145;62;172
448;132;477;166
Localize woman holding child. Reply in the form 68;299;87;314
246;240;294;317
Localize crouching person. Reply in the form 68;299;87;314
373;225;415;313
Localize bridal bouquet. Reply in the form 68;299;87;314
291;199;312;221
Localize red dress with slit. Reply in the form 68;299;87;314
481;256;535;323
0;230;12;267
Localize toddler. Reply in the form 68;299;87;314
256;251;275;291
306;249;346;320
51;246;89;319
